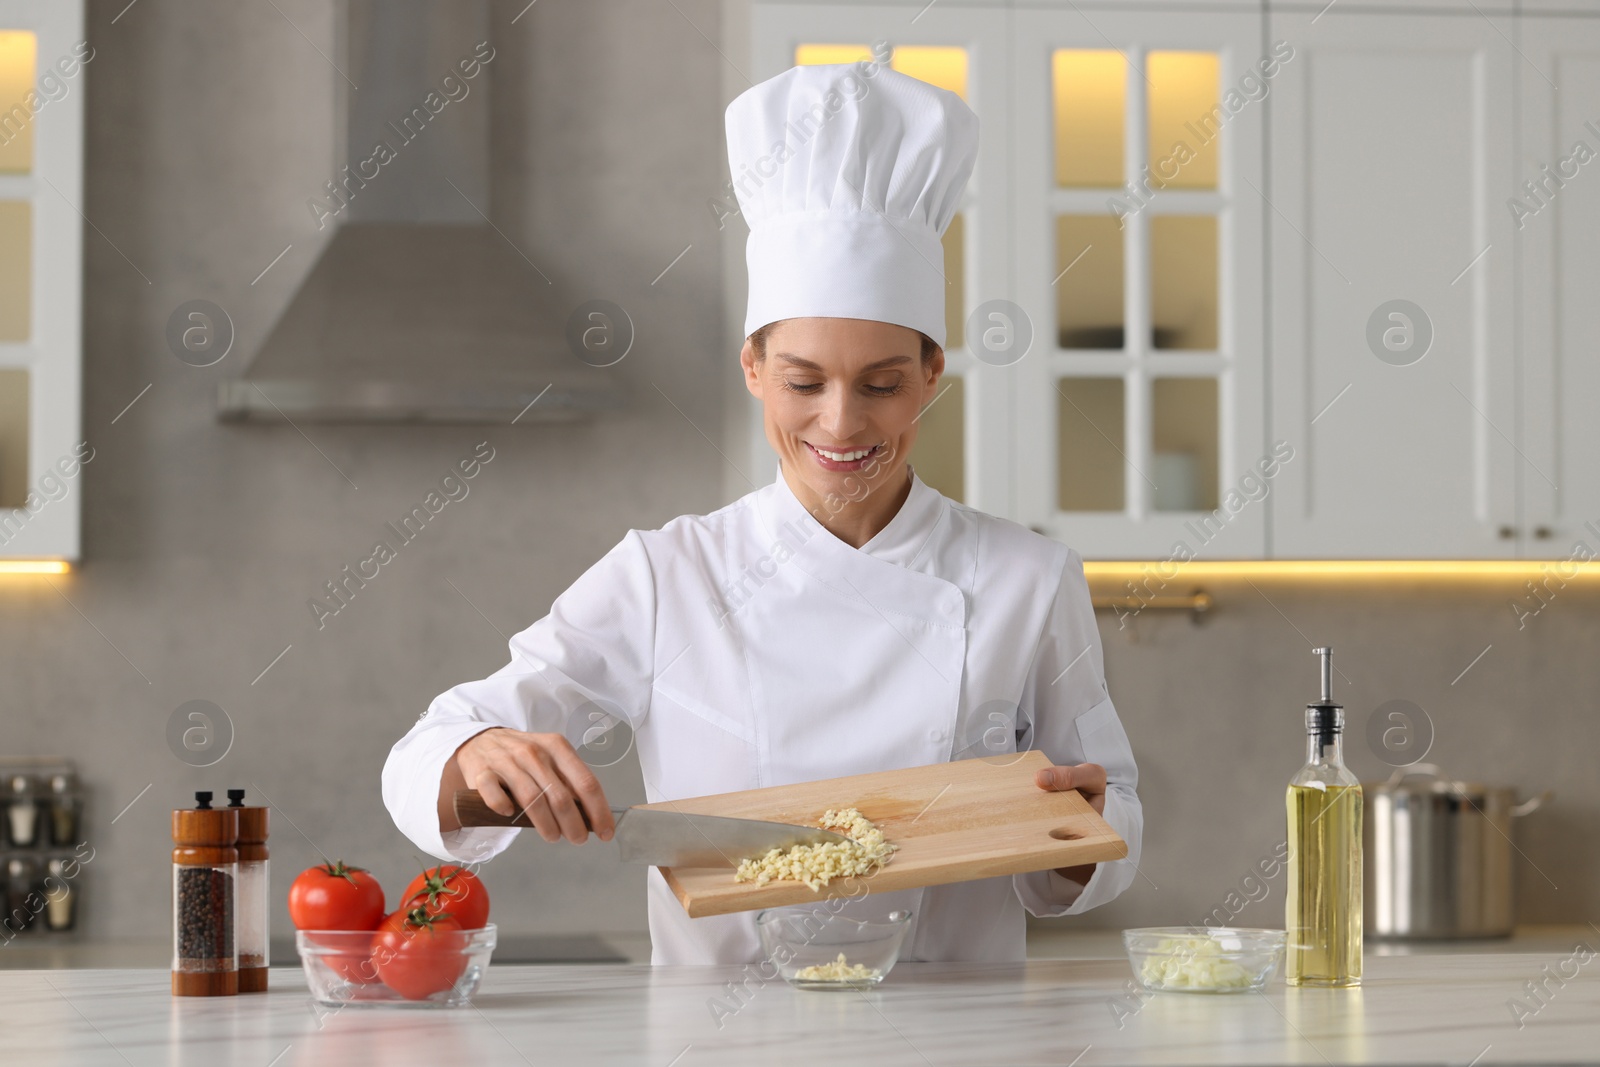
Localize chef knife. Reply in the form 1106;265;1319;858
452;790;854;868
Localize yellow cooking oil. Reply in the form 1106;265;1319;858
1285;647;1363;988
1286;782;1363;985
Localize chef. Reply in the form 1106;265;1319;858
383;60;1142;965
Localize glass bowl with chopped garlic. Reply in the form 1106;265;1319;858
756;908;913;990
1122;928;1287;993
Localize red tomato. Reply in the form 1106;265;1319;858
402;864;490;930
320;943;383;985
288;861;385;931
304;929;382;985
371;907;468;1000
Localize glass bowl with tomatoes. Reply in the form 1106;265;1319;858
291;861;496;1008
296;919;497;1007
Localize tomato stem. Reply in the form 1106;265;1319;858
412;865;471;908
402;905;454;932
316;859;369;887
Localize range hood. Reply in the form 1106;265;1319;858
219;0;625;423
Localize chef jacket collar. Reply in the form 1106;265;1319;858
758;460;967;628
766;460;946;566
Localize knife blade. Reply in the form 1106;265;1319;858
451;790;854;868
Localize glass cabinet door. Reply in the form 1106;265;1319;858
0;32;33;520
747;5;1012;513
1012;8;1265;559
790;41;972;503
0;5;85;564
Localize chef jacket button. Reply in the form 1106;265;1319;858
929;728;947;743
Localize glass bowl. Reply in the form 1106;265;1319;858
295;924;497;1008
755;907;912;990
1122;927;1286;993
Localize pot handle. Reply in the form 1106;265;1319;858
1511;790;1553;817
1384;762;1447;786
1385;765;1548;814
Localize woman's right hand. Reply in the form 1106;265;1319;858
439;727;614;844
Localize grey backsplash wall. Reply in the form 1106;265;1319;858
1082;576;1598;934
4;0;1592;947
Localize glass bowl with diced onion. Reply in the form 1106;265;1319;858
756;908;913;990
1122;927;1286;993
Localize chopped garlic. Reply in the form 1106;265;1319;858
733;807;898;890
1138;937;1256;990
794;952;881;982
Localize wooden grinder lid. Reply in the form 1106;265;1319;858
172;792;238;860
228;789;268;863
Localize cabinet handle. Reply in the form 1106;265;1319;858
1497;525;1515;540
1534;526;1553;540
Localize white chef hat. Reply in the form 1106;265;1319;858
724;60;979;349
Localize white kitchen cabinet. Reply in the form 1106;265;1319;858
1265;7;1519;558
1516;14;1600;557
1010;7;1267;559
0;0;85;563
743;4;1014;515
740;2;1584;561
741;3;1267;541
1268;0;1515;11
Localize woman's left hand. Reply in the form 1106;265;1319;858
1035;762;1106;814
1035;762;1107;887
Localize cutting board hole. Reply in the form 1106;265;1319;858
1049;827;1084;841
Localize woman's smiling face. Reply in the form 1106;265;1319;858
741;317;943;512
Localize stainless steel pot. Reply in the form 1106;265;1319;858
1363;763;1549;939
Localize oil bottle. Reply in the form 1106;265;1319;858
1286;647;1362;986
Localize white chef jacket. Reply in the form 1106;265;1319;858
383;466;1142;965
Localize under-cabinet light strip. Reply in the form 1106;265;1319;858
0;560;71;574
1083;560;1598;581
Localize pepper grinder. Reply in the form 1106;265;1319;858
171;791;238;996
227;789;270;993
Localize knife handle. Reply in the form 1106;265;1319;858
452;789;628;831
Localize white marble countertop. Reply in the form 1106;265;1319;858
2;952;1596;1066
3;924;1591;969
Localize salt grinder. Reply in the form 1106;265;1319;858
228;789;270;993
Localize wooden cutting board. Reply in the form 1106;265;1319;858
652;751;1128;918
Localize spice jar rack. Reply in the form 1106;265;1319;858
1;757;86;938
